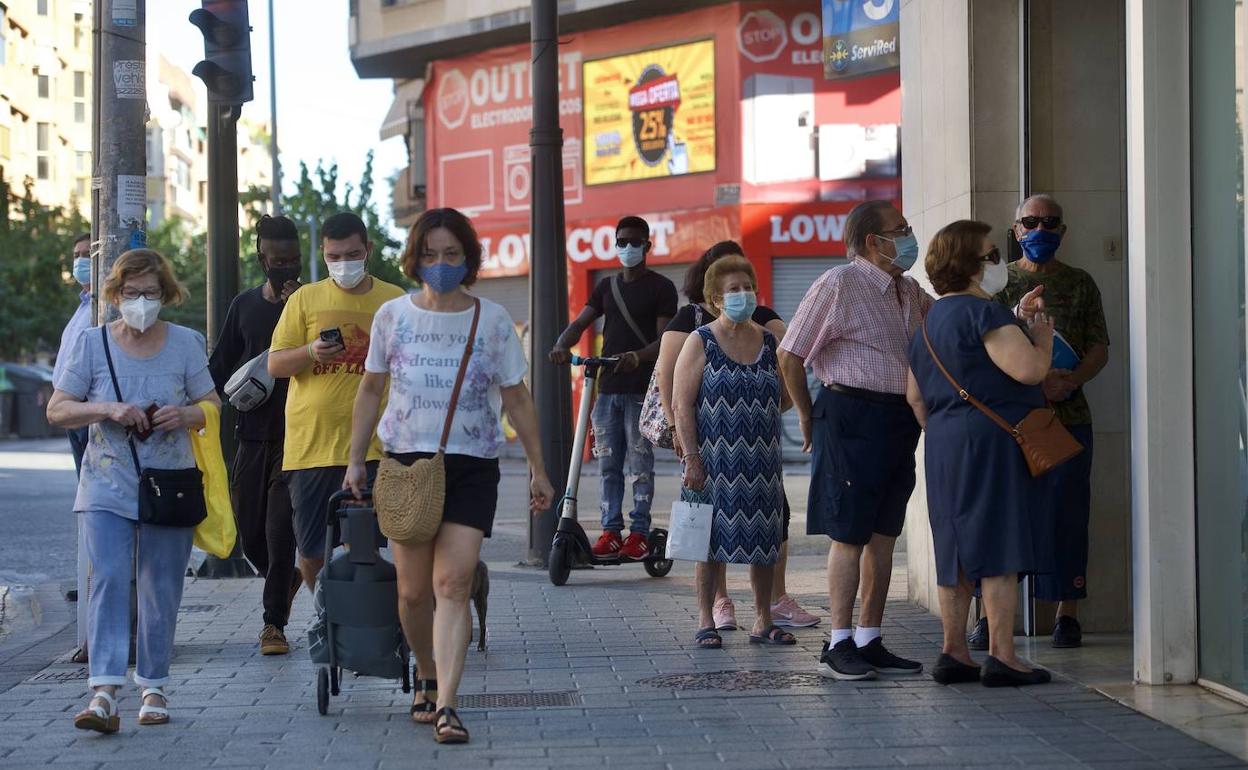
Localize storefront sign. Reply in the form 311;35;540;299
821;0;900;80
583;39;717;186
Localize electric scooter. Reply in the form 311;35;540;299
547;355;674;586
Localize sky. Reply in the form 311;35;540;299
147;0;407;235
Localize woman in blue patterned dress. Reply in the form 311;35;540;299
672;255;795;649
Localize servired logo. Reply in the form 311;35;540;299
737;10;788;63
436;68;469;130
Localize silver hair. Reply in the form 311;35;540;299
1015;193;1064;221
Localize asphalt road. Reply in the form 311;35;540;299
0;437;78;589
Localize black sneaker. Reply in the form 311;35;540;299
858;637;923;675
981;655;1052;687
931;653;980;685
967;617;989;651
817;639;877;681
1052;615;1083;648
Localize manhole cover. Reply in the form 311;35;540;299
456;691;581;709
178;604;222;614
26;667;89;683
639;670;829;691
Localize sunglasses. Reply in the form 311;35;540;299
981;247;1002;264
616;238;646;249
1017;216;1062;230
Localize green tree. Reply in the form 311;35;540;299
147;217;208;336
0;172;89;360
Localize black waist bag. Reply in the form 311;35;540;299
101;326;207;528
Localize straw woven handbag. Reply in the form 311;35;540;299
374;299;481;544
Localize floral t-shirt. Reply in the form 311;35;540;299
365;295;527;459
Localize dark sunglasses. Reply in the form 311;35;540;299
1017;216;1062;230
981;247;1002;264
616;238;646;249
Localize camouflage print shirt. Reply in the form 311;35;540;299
995;262;1109;426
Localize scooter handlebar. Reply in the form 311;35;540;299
569;355;620;367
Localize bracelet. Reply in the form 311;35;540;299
307;342;316;362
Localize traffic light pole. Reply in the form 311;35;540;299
526;0;572;567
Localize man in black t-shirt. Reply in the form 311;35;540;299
208;214;303;657
550;216;678;559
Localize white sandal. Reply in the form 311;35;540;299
74;689;120;734
138;687;170;726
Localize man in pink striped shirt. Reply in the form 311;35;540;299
779;200;933;681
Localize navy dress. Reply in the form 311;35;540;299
695;326;784;566
907;296;1054;586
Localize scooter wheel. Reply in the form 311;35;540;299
548;540;572;586
316;668;329;715
644;558;673;578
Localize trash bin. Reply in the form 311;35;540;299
1;364;57;439
0;368;14;439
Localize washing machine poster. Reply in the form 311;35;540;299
821;0;900;81
583;39;716;186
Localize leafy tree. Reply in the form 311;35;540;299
0;172;89;361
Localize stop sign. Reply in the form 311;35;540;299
737;10;789;63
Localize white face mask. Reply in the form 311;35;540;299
120;297;161;332
327;258;367;289
979;258;1009;296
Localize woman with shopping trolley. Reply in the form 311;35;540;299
345;207;554;744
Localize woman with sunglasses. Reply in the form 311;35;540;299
904;220;1056;688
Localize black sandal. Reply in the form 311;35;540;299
434;706;469;744
694;627;723;649
749;625;797;646
410;679;437;723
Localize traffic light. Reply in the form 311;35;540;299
189;0;254;106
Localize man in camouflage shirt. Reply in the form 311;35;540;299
993;194;1109;650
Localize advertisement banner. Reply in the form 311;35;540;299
583;39;717;186
821;0;900;80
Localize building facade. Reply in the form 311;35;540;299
0;0;92;215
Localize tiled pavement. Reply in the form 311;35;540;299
0;551;1242;770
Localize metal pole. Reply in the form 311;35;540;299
199;102;252;579
308;216;319;282
526;0;572;566
267;0;281;214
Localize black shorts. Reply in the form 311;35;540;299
386;452;501;537
288;462;377;559
806;386;921;546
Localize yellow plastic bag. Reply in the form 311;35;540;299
190;401;237;558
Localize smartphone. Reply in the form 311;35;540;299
319;327;344;347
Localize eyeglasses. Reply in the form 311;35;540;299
981;247;1002;264
879;224;913;238
616;238;646;249
1017;216;1062;230
120;287;164;301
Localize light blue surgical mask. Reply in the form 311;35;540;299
721;291;757;323
879;233;920;271
72;257;92;286
617;244;645;268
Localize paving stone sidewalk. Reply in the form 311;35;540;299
0;548;1242;770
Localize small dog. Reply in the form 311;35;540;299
470;561;489;651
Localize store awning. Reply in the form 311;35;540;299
379;79;424;141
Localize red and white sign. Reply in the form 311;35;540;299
737;10;788;63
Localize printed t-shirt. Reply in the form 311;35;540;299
365;295;527;459
270;276;405;470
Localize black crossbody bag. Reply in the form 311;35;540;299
100;326;207;528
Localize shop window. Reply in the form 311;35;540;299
37;74;49;99
37;0;48;16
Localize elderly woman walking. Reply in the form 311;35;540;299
905;220;1056;687
346;207;554;743
48;249;220;732
672;254;793;649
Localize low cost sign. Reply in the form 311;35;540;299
583;39;716;186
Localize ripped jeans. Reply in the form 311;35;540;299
591;393;654;535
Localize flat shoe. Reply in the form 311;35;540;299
749;625;797;646
694;627;723;649
981;655;1052;687
931;654;980;684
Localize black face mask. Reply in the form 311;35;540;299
266;264;301;295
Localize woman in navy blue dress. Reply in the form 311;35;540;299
905;220;1057;688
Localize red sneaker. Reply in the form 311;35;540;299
619;532;650;560
591;530;623;557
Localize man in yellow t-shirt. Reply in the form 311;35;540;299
269;212;404;589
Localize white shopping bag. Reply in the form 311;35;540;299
666;499;714;562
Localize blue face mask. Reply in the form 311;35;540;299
420;262;468;294
1020;228;1061;264
880;233;920;271
721;291;757;323
72;257;92;286
617;244;645;268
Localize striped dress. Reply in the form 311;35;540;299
695;326;784;565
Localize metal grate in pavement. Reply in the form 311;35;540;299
640;670;829;691
26;667;89;683
457;691;581;709
178;604;222;614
